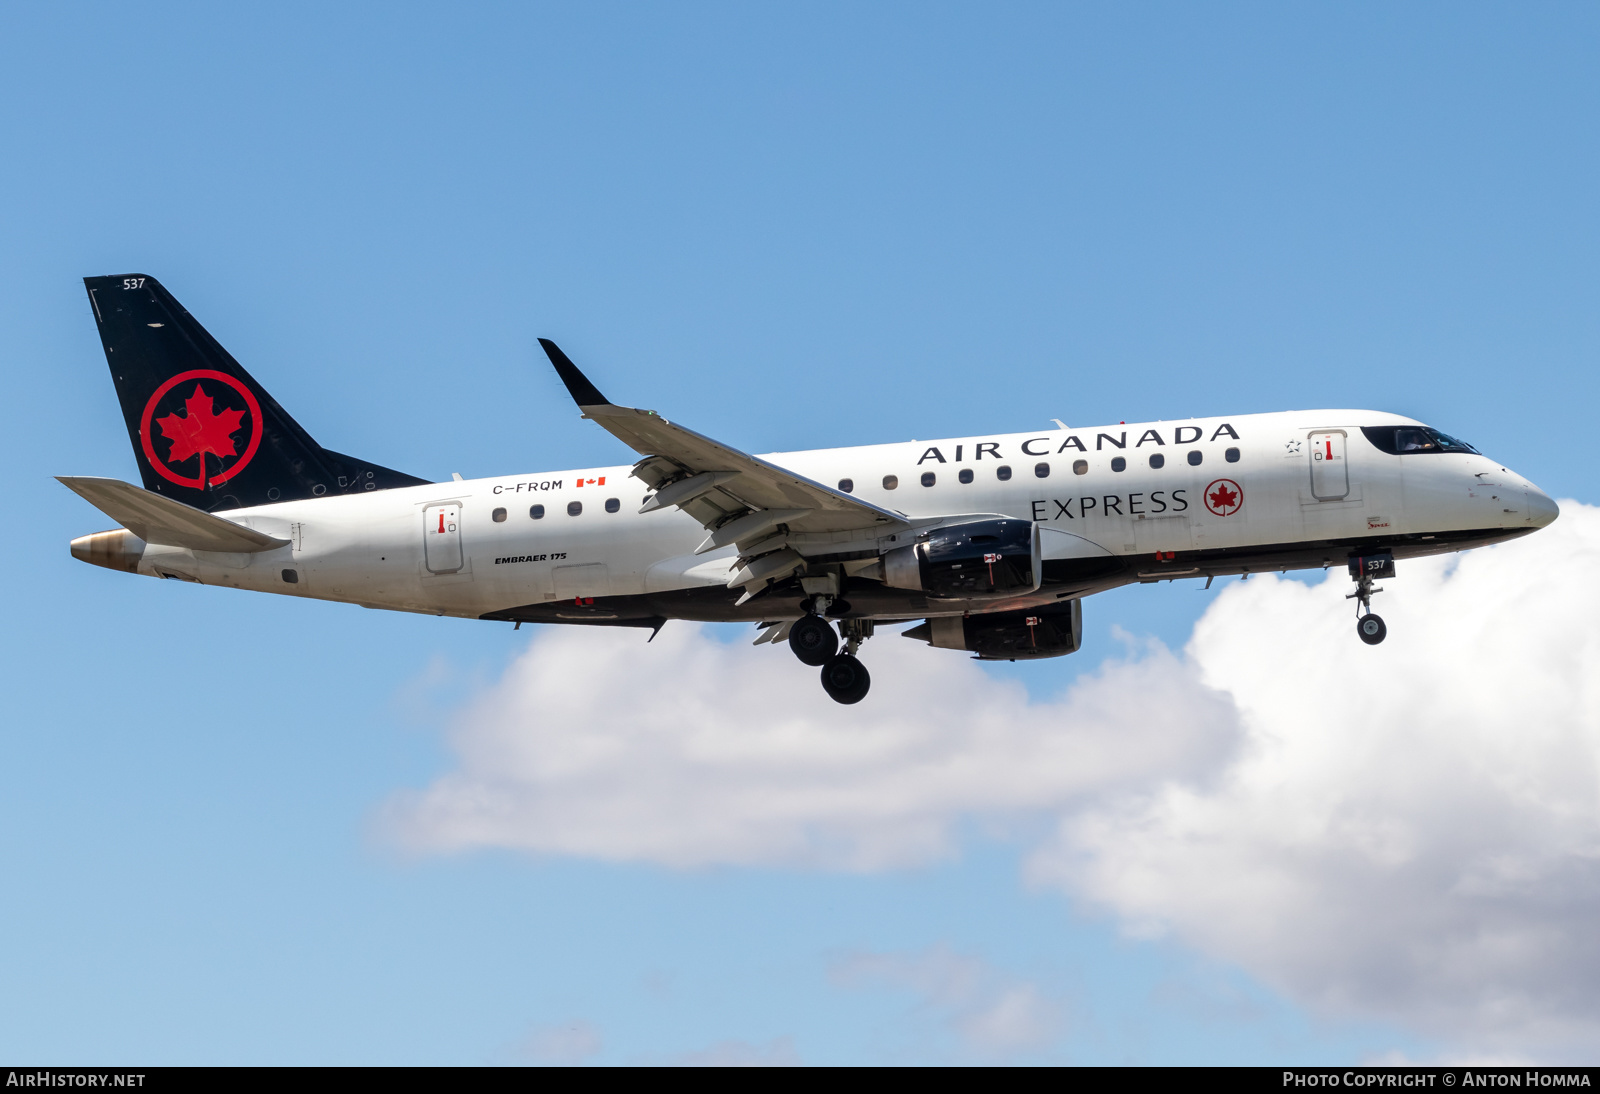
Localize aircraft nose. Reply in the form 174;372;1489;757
1527;488;1560;528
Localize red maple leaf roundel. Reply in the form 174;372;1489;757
138;369;264;491
157;383;245;470
1204;478;1243;517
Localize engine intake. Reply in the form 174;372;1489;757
902;600;1083;660
882;518;1041;600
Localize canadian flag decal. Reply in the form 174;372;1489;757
576;477;607;488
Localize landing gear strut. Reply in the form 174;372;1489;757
820;619;874;704
786;596;874;702
1346;553;1394;646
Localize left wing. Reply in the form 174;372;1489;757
540;339;907;557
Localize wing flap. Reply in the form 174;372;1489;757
539;341;904;551
585;405;883;525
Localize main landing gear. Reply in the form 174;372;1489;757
789;596;873;704
820;650;871;705
1346;553;1395;646
788;612;837;666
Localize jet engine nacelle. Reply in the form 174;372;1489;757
902;600;1083;661
882;518;1041;600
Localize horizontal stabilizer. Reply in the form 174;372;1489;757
57;476;289;553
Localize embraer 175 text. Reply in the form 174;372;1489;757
63;275;1559;703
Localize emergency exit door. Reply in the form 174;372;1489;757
1309;431;1349;500
424;504;463;573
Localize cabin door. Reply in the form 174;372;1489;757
1309;431;1349;500
424;504;463;573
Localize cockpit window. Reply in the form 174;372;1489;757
1361;425;1479;455
1429;430;1478;454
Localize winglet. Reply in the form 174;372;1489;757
538;338;611;408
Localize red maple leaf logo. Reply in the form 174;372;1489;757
1208;482;1238;511
138;370;264;490
156;383;245;486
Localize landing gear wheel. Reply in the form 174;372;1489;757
1357;614;1387;645
789;614;839;666
820;653;871;704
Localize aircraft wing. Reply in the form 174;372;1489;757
57;476;290;553
540;339;906;553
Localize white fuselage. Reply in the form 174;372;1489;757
124;409;1556;622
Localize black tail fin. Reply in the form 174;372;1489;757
84;274;430;511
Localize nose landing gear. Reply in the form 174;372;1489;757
1346;552;1395;646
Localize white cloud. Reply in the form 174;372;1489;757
1039;503;1600;1057
661;1037;800;1066
380;614;1236;870
830;945;1063;1056
384;503;1600;1055
516;1019;603;1064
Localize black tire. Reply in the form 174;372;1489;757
820;654;871;705
1357;614;1387;645
789;614;839;666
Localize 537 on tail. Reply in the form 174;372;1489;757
63;274;1559;704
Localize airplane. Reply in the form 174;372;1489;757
62;274;1560;704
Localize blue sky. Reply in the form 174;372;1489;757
5;3;1599;1064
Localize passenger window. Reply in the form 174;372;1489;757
996;465;1012;481
838;478;854;493
1148;453;1164;469
1072;460;1088;475
1187;450;1202;466
921;471;937;487
567;501;583;516
1111;457;1126;472
530;504;545;519
958;468;974;484
883;474;898;490
492;507;507;522
1034;462;1050;478
604;498;620;513
1225;447;1240;463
